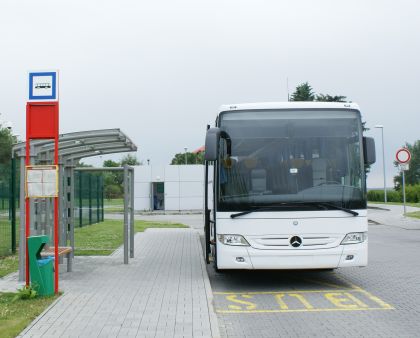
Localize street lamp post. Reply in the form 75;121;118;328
374;125;387;203
184;147;188;165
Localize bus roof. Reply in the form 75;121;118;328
219;101;360;113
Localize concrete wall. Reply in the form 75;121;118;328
134;165;205;211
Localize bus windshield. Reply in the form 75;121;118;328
217;109;366;211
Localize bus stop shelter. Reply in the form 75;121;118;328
12;129;137;281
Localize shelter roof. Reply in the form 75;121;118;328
12;128;137;162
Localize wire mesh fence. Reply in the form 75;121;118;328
0;180;11;256
0;161;19;257
0;163;104;256
74;171;104;227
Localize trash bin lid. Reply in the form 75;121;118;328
37;257;54;266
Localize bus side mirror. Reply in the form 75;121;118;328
363;137;376;165
204;128;220;161
204;128;232;161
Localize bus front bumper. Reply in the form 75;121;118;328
216;241;367;270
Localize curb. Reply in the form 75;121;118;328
17;292;64;337
368;205;391;211
197;232;221;338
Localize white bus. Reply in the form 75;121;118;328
203;102;376;271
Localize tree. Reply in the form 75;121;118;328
0;125;14;164
393;140;420;189
103;159;119;168
171;152;204;165
290;82;348;103
102;154;140;199
76;162;92;168
315;94;347;102
121;154;141;166
104;184;122;200
0;124;15;183
290;82;315;101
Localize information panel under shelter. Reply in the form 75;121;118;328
26;165;58;198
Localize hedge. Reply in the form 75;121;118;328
368;184;420;203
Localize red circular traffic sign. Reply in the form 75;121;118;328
396;148;411;163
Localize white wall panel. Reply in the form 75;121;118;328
180;197;202;210
135;182;151;198
134;165;206;211
165;181;180;198
165;197;180;211
179;165;204;182
165;166;179;181
180;181;203;198
135;166;152;183
151;165;165;182
134;197;151;211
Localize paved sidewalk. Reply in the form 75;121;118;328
105;214;205;233
18;228;220;338
368;203;420;230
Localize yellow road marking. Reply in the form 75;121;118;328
214;288;357;295
302;277;349;289
216;286;394;313
226;294;257;311
356;289;394;309
288;293;314;309
215;276;394;314
274;294;289;310
217;307;393;314
324;292;368;309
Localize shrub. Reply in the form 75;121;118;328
12;285;37;301
368;184;420;203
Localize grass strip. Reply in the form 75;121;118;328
0;255;18;278
103;198;124;213
74;219;187;256
0;292;59;338
368;201;420;208
405;211;420;219
0;219;187;275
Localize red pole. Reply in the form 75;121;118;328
54;104;59;294
26;97;60;292
25;106;30;287
25;101;60;292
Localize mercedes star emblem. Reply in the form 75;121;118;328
290;236;302;248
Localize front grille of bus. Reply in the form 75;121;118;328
247;235;341;250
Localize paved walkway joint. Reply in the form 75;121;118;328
18;228;220;338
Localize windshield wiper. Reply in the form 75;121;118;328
284;201;358;216
230;205;288;218
308;202;359;216
229;201;358;218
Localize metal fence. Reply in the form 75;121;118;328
0;161;19;256
0;163;104;256
74;171;104;227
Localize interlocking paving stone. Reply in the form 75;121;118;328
207;223;420;337
18;229;220;338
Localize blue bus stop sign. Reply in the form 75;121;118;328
28;71;58;101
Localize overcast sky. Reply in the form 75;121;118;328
0;0;419;188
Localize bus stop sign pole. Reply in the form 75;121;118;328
396;147;411;216
26;70;60;293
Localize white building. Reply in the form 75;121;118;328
134;165;207;211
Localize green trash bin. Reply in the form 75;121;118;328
27;236;55;296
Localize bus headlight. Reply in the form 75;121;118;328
341;232;367;245
218;234;250;246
